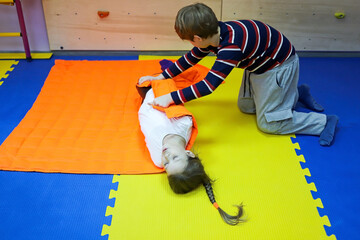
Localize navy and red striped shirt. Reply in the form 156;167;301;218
162;20;295;105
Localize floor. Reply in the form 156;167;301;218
0;55;359;240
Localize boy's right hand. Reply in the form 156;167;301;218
138;74;165;85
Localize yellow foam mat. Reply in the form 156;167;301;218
101;56;335;239
0;52;53;60
0;60;18;85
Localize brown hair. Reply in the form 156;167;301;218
174;3;219;41
167;155;245;225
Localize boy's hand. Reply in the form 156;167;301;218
138;74;165;85
148;93;174;108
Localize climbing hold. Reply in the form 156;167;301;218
334;12;345;19
98;11;110;18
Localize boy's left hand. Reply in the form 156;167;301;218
148;93;174;108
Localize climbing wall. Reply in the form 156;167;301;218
42;0;221;51
42;0;359;51
222;0;360;51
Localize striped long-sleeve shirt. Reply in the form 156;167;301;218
162;20;295;105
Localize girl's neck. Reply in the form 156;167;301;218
162;134;186;147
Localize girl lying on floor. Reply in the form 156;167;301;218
137;85;244;225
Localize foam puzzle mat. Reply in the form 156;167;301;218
0;52;53;60
0;60;18;86
101;56;336;239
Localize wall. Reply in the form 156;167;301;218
41;0;221;51
0;0;50;52
1;0;359;52
222;0;360;51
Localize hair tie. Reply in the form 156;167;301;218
213;202;219;209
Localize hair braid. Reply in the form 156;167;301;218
204;181;216;204
203;181;245;226
166;154;245;225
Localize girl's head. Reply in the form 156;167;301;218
166;154;245;225
167;154;210;194
161;143;196;176
175;3;219;41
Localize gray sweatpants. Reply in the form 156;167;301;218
237;54;326;135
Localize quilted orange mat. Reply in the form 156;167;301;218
0;60;206;174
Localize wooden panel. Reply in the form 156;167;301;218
42;0;221;51
42;0;360;51
222;0;360;51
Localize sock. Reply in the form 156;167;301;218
160;59;174;71
298;84;324;112
319;115;339;146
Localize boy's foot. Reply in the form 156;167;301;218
319;115;339;146
298;84;324;112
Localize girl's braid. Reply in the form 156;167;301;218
203;181;245;225
203;181;216;204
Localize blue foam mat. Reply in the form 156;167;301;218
0;172;115;240
295;57;360;239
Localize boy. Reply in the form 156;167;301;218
139;3;338;146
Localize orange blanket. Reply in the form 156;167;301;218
0;60;209;174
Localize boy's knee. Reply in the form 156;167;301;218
257;117;282;134
238;98;256;114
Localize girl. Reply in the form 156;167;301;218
137;84;244;225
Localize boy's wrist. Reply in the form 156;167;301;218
171;91;182;105
156;74;165;80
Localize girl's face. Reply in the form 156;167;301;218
161;146;194;175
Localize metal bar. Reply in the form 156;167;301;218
14;0;31;61
0;32;21;37
0;0;14;5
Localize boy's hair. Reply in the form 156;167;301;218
167;155;245;225
174;3;219;41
